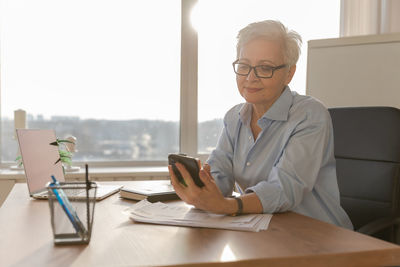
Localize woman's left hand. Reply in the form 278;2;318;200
168;161;235;214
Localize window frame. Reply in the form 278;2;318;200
0;0;199;168
1;0;350;167
179;0;199;158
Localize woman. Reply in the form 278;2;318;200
168;20;353;229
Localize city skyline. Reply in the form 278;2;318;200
1;115;223;162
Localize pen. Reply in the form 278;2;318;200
50;175;85;235
235;182;243;195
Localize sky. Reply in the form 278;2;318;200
1;0;340;122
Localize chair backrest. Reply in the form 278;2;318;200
329;107;400;232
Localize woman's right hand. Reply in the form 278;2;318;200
168;162;237;215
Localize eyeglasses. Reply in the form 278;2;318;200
232;60;287;79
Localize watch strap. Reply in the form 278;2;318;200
233;196;243;216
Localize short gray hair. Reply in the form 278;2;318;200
236;20;302;66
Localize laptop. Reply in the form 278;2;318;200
16;129;122;200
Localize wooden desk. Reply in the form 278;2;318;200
1;182;400;267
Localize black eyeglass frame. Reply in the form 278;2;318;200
232;60;287;79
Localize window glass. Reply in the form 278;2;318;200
196;0;340;153
1;0;181;162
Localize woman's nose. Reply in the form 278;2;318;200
246;68;258;81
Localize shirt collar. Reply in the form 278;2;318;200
263;86;293;122
239;103;252;127
239;86;293;125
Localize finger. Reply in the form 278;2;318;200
200;168;217;186
168;165;191;202
202;163;214;181
199;169;214;187
168;165;179;187
175;162;197;188
203;163;211;173
168;165;185;190
196;159;201;170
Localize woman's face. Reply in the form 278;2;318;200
236;38;296;108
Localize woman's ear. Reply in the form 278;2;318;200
285;65;296;85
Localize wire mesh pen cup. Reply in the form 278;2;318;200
47;181;97;245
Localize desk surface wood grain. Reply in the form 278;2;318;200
1;182;400;267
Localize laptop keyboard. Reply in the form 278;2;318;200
38;189;87;197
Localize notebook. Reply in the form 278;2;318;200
16;129;122;200
120;180;179;202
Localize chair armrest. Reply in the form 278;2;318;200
357;216;400;236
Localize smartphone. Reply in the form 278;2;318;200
168;154;204;187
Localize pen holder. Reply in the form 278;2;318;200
47;181;97;245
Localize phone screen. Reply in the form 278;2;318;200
168;154;204;187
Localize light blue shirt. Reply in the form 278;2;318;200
207;86;353;229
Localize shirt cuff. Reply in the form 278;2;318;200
245;180;289;213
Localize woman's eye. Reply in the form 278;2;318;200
238;64;248;71
259;65;272;72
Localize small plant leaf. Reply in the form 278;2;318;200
49;141;59;146
15;155;23;167
59;150;72;157
56;139;75;144
61;158;72;165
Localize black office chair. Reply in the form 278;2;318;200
329;106;400;244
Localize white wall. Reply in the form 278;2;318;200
306;33;400;108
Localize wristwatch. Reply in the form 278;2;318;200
232;196;243;216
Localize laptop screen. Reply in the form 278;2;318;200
16;129;65;194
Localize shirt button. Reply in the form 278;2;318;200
248;136;252;140
246;162;251;166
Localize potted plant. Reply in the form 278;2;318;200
16;138;76;174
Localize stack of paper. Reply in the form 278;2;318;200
128;200;272;232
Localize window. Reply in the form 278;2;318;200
1;0;341;165
196;0;340;153
1;0;181;162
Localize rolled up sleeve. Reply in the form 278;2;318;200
246;118;332;213
207;119;236;196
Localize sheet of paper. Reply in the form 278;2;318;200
127;200;272;232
